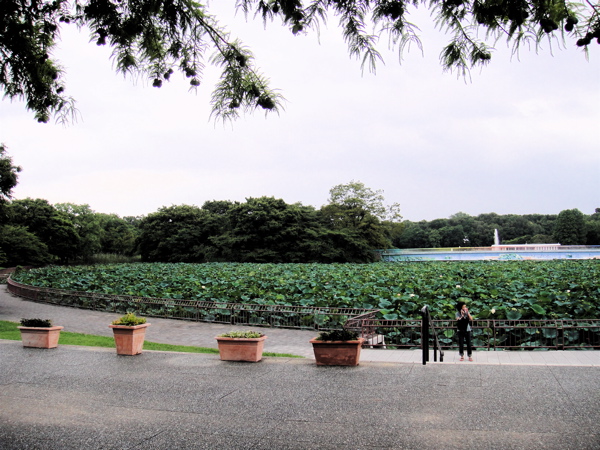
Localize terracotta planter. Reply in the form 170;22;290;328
215;335;267;362
310;338;365;366
18;326;64;349
109;323;150;355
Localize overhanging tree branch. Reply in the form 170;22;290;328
1;0;598;124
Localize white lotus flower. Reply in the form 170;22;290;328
491;308;496;314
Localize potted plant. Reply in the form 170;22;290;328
17;318;64;349
215;330;267;362
310;329;365;366
109;313;150;356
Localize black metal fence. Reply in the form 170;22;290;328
7;278;600;349
357;318;600;350
6;278;372;331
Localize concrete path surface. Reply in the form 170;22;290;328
1;341;599;449
2;286;600;366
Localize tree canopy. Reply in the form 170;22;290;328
553;208;587;244
2;0;598;123
327;180;402;224
136;195;393;263
0;144;21;206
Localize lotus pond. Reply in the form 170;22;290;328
12;260;600;321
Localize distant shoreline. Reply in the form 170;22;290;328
377;245;600;261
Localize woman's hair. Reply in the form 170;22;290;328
456;301;466;311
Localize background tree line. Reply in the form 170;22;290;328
0;198;140;267
0;166;399;265
1;147;598;266
394;209;600;249
2;199;598;267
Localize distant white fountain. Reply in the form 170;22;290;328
494;229;500;246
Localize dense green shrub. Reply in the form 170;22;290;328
20;318;52;327
316;329;360;341
111;313;147;326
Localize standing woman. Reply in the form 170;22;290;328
456;301;473;361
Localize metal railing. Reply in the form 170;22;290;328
343;309;380;332
355;318;600;351
420;306;444;365
6;277;374;331
7;277;600;350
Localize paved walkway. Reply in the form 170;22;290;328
2;286;600;366
1;340;599;449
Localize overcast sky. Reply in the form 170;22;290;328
1;4;599;221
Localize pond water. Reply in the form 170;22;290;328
377;246;600;261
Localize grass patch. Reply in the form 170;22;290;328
264;352;300;358
0;320;21;339
143;341;218;354
0;321;302;357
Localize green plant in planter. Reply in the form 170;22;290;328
20;318;53;327
311;329;364;366
315;329;359;341
111;313;147;326
218;330;264;338
216;330;267;362
109;313;149;356
18;318;63;349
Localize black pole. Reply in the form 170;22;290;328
421;305;429;365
